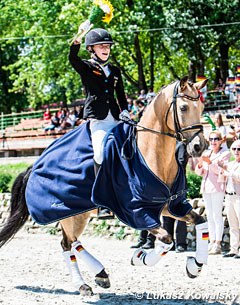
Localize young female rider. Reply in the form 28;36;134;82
69;23;129;217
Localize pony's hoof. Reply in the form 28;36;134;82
95;276;111;289
79;284;94;296
186;256;202;279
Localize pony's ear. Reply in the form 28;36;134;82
179;76;189;90
195;78;208;90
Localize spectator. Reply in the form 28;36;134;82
228;117;240;141
127;98;133;112
43;107;51;121
214;113;228;150
58;109;67;125
146;88;156;103
195;131;231;255
137;89;147;104
215;78;225;92
130;99;139;122
59;109;77;130
44;111;60;132
131;230;156;249
218;139;240;259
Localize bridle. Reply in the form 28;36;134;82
124;81;203;144
165;81;203;144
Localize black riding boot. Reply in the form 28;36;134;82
131;230;148;248
94;161;114;220
142;233;156;249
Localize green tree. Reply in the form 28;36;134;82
0;0;239;110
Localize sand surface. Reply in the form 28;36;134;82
0;230;239;305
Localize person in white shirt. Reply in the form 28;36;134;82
218;139;240;258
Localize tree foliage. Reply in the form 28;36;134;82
0;0;239;111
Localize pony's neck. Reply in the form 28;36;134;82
137;99;178;187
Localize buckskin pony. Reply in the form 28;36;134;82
0;76;208;296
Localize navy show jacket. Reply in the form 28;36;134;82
69;44;128;120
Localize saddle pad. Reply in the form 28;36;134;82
25;122;96;224
92;123;192;229
25;121;192;228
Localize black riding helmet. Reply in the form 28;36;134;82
85;28;114;48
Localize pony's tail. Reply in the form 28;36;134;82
0;166;32;248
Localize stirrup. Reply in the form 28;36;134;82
97;208;114;220
186;256;203;278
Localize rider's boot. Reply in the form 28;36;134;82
94;161;114;220
131;240;173;267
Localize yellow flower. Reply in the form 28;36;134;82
93;0;114;23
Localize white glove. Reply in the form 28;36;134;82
78;20;92;33
73;20;92;44
119;110;131;121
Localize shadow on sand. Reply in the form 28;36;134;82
15;286;239;305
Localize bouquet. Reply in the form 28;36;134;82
69;0;114;45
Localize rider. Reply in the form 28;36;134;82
69;24;129;218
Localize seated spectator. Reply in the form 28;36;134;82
137;89;147;104
130;99;139;122
44;111;60;132
127;98;133;112
58;109;67;125
146;88;156;103
218;139;240;259
59;110;76;130
43;107;51;121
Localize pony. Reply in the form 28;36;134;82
0;76;208;296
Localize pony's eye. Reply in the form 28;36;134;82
180;104;188;112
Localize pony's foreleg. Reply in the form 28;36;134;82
131;226;173;267
71;241;110;289
181;210;208;278
62;250;93;295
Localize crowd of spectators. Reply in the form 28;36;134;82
43;105;84;133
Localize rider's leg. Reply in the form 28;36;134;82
90;113;119;219
131;226;173;267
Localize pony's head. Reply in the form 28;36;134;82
169;76;207;157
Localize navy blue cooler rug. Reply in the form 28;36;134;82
25;121;192;229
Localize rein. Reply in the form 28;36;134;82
121;81;203;144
